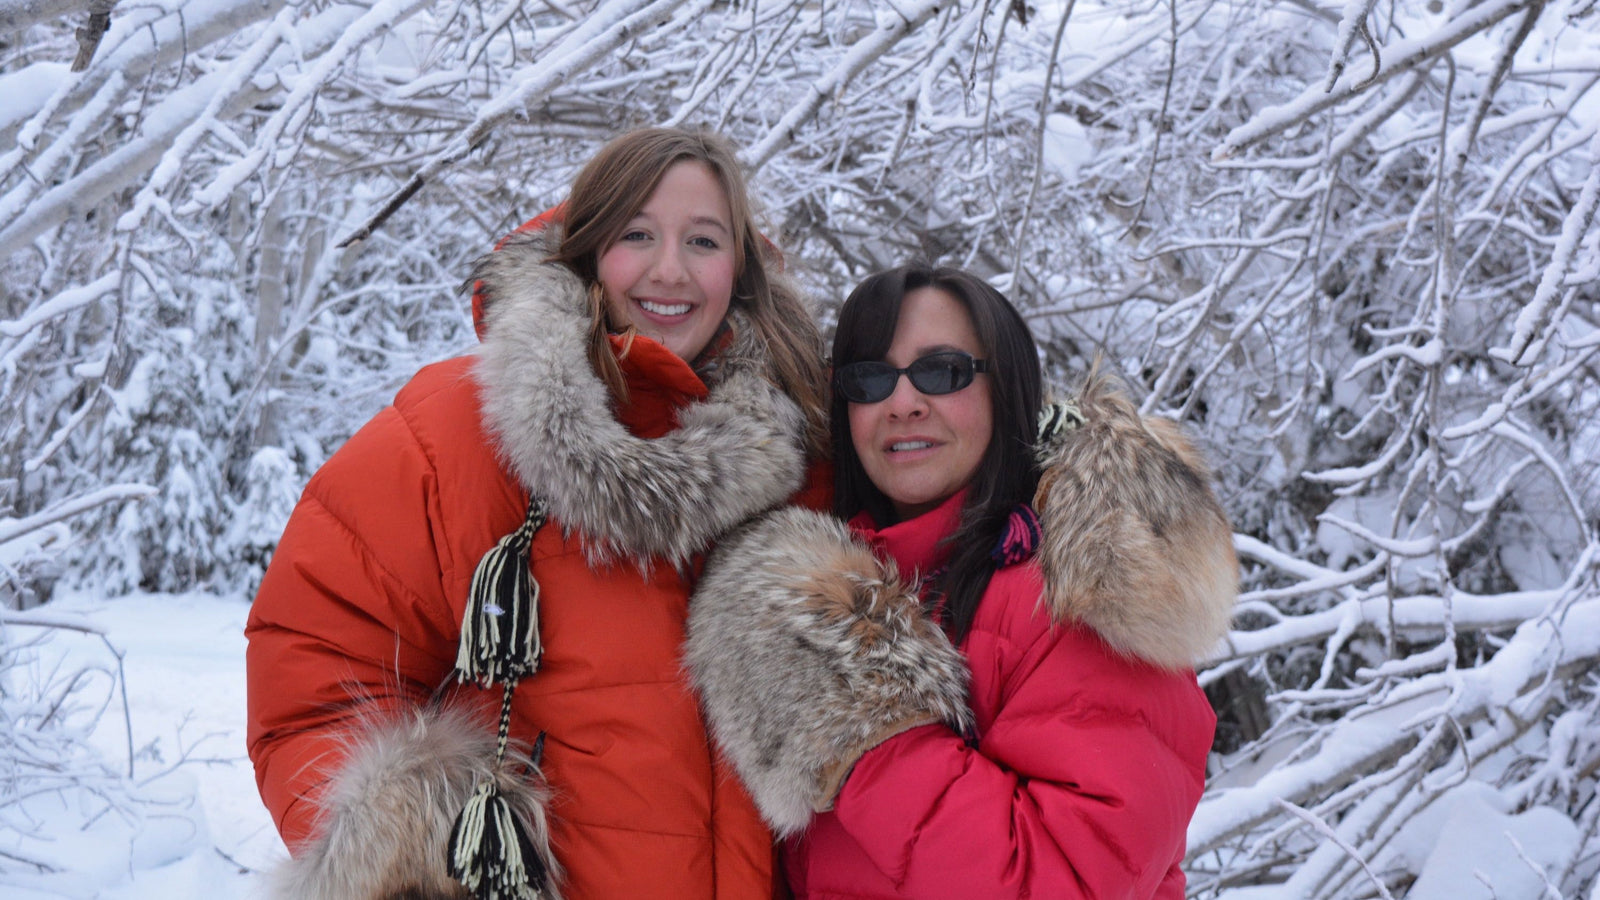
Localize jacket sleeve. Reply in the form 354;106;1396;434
245;400;469;850
828;570;1215;899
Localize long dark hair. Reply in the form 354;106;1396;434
831;264;1044;644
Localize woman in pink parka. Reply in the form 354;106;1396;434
687;264;1237;898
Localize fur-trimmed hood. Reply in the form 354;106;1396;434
471;228;808;568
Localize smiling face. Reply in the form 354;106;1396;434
595;160;736;362
847;286;994;521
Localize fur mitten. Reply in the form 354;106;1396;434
685;507;972;837
271;704;560;900
1034;369;1237;669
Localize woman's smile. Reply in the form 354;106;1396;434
636;298;694;318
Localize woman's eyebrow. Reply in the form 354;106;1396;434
690;215;731;233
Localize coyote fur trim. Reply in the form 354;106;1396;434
270;703;560;900
685;508;972;837
473;229;807;569
1034;369;1237;669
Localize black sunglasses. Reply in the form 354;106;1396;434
834;351;989;404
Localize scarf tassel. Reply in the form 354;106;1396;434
447;778;548;900
456;498;548;686
447;496;552;898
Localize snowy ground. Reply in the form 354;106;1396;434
3;591;1590;898
3;591;283;899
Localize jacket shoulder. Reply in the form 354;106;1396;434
392;356;485;431
267;354;521;652
969;561;1215;769
388;355;520;504
973;561;1211;697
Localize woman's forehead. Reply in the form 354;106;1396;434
887;287;982;357
632;161;732;225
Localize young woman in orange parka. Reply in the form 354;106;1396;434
245;128;830;899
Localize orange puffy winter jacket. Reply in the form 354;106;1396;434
246;227;826;899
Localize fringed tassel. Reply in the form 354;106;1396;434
989;504;1041;567
1036;399;1084;455
445;687;551;898
446;779;548;900
447;496;553;898
455;497;549;687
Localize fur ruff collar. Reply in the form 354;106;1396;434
471;229;807;568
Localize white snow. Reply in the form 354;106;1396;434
1385;783;1579;900
0;62;67;134
1042;113;1094;184
1;592;285;899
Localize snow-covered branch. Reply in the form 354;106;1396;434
0;484;156;546
2;1;1598;894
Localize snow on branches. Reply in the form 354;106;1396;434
0;0;1597;895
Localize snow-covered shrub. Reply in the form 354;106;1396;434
1;0;1597;894
220;446;300;595
0;611;212;890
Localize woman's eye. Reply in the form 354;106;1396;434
691;235;720;250
619;229;650;242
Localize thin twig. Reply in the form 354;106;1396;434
1009;0;1076;288
1117;0;1178;236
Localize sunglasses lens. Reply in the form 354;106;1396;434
836;362;897;403
907;353;974;395
837;353;981;402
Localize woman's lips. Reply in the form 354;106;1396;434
885;438;941;459
635;298;693;320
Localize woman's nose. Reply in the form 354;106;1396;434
884;372;928;419
648;245;688;284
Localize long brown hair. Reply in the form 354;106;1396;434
548;127;829;460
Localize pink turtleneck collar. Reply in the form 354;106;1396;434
847;490;968;582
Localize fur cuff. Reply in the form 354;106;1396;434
685;508;972;837
271;704;560;900
1034;370;1238;669
473;230;806;569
